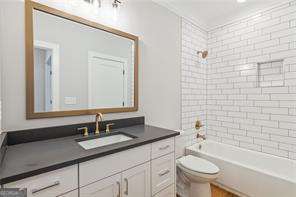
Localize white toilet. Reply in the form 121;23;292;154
177;155;220;197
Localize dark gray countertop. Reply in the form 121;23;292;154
0;125;179;184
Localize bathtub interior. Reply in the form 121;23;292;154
186;140;296;184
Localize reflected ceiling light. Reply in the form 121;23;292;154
237;0;246;3
112;0;122;8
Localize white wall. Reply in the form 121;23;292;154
0;0;181;131
0;2;3;131
207;1;296;160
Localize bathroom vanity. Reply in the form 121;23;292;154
0;117;179;197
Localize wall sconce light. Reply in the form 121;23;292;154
84;0;122;8
84;0;101;7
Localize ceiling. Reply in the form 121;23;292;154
153;0;287;29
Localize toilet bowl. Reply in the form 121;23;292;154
177;155;220;197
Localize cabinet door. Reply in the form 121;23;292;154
80;174;121;197
154;185;175;197
58;189;78;197
122;162;151;197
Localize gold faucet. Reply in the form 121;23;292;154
95;113;103;135
106;123;115;133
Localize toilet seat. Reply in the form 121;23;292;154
178;155;219;175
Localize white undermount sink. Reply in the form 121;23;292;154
77;133;134;150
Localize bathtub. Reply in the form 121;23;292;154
186;140;296;197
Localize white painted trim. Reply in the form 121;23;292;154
34;40;60;111
87;51;128;109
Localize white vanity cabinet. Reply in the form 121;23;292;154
4;137;176;197
151;153;175;195
121;162;151;197
153;185;175;197
151;139;175;197
4;165;78;197
79;144;151;187
58;190;79;197
79;137;175;197
80;174;121;197
80;163;150;197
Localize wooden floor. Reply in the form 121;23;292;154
211;184;239;197
176;184;239;197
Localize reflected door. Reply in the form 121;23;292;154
34;47;53;112
88;52;126;109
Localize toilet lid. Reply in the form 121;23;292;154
178;155;219;174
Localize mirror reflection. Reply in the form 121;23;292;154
33;9;135;113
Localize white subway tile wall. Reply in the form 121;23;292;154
181;19;207;133
258;60;284;87
207;1;296;160
181;1;296;160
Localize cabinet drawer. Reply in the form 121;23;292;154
151;138;174;159
151;153;175;195
154;185;175;197
79;144;151;187
4;165;78;197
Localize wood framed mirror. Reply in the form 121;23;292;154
25;0;138;119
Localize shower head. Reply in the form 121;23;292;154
197;50;208;59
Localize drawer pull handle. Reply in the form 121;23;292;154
31;181;60;194
158;169;170;176
124;178;129;195
159;145;170;150
116;181;121;197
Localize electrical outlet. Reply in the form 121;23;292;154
64;97;77;105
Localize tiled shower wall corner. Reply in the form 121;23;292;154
181;1;296;160
181;19;207;133
207;1;296;160
178;19;207;165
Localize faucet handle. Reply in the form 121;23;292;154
77;127;89;137
196;133;206;140
95;113;103;135
106;123;115;133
